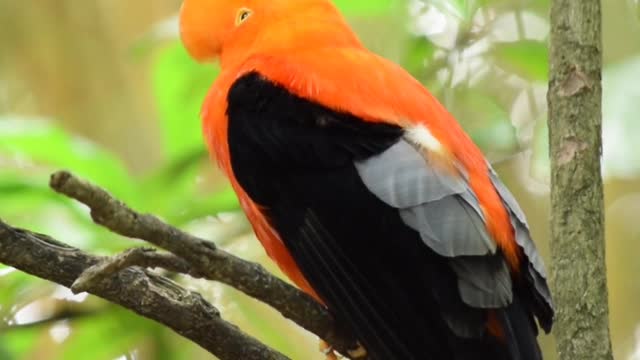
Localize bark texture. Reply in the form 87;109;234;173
0;171;366;360
0;221;288;360
547;0;614;359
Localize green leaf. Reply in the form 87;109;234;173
0;117;136;202
0;171;59;206
0;326;41;360
450;89;518;154
492;40;549;82
530;0;551;13
158;325;211;360
333;0;394;16
140;151;239;224
0;342;12;360
0;170;134;252
58;308;151;360
402;36;438;77
0;118;139;250
153;42;218;163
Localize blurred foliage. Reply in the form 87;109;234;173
0;0;639;359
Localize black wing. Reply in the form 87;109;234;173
226;72;553;360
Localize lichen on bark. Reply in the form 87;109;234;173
547;0;614;359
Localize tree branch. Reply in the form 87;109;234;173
548;0;614;359
0;171;365;359
48;171;361;357
70;247;201;293
0;220;288;360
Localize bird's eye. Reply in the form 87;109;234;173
235;8;252;26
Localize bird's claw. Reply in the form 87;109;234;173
347;342;367;359
319;340;340;360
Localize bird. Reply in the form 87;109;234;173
179;0;554;359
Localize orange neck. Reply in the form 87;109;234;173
220;2;362;69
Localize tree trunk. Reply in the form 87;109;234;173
547;0;614;359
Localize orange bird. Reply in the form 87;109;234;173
180;0;553;359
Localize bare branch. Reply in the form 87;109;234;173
0;220;288;360
71;248;202;293
48;171;363;358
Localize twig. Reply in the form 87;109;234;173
71;248;202;293
49;171;363;358
0;220;288;360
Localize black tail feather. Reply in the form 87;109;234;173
495;292;543;360
446;292;542;360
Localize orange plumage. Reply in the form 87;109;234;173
180;1;552;358
182;0;519;286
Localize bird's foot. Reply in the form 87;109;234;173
347;342;367;359
319;340;340;360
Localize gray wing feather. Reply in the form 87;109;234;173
356;140;512;310
458;190;486;221
489;168;553;312
489;168;527;224
450;255;513;308
355;139;553;316
354;141;466;208
513;216;547;278
488;168;549;277
399;196;496;257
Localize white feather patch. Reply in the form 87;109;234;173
405;125;444;154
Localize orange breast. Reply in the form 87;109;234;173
201;68;321;298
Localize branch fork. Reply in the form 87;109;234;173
0;171;367;360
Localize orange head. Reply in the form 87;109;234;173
179;0;362;67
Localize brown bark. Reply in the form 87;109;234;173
0;171;365;360
0;220;288;360
547;0;614;359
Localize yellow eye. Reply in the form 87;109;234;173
235;8;252;26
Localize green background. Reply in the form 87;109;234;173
1;0;639;359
